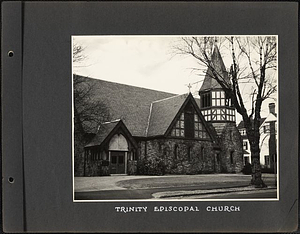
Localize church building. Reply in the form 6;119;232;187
76;47;243;176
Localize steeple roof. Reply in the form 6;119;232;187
199;46;229;92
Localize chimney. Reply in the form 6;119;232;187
269;103;276;115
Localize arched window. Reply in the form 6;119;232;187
163;146;169;159
174;145;178;159
187;146;192;161
230;151;234;164
201;146;205;161
216;153;220;162
109;134;128;151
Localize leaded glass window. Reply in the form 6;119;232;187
171;113;185;137
194;113;208;139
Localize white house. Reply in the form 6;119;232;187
237;103;277;172
259;103;277;171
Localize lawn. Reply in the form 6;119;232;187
116;174;253;189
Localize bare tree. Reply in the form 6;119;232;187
174;36;277;187
73;42;111;176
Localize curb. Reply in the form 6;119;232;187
152;186;277;199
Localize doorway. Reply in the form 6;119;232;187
110;151;125;174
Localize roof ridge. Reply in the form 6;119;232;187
152;93;187;104
145;102;153;137
74;74;176;96
102;119;121;124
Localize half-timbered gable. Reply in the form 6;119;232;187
164;93;215;141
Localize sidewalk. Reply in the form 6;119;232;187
152;185;277;199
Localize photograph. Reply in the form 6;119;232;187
3;2;297;232
72;35;278;201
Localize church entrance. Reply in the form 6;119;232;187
110;151;126;174
108;133;129;174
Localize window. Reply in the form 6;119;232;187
133;151;136;161
174;145;178;159
163;148;168;158
225;109;235;121
212;91;225;107
243;141;248;150
263;124;270;133
91;151;95;161
201;92;211;108
171;113;185;137
194;113;208;139
187;146;191;161
230;151;234;164
111;156;117;164
201;109;212;121
171;103;209;139
129;150;136;161
216;153;220;162
244;156;250;165
144;141;147;156
201;147;205;161
240;129;246;136
101;151;107;160
225;93;233;107
184;105;194;138
229;130;233;141
265;155;270;167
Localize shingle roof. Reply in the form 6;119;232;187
75;75;176;137
199;46;229;92
237;118;266;129
147;94;188;136
85;120;119;147
76;75;219;143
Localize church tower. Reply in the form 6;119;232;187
199;46;236;135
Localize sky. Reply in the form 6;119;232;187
73;36;277;123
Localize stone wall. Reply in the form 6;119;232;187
82;123;243;176
84;149;111;176
85;158;110;176
138;138;216;175
219;123;243;173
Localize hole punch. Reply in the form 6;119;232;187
8;51;14;57
8;177;14;183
